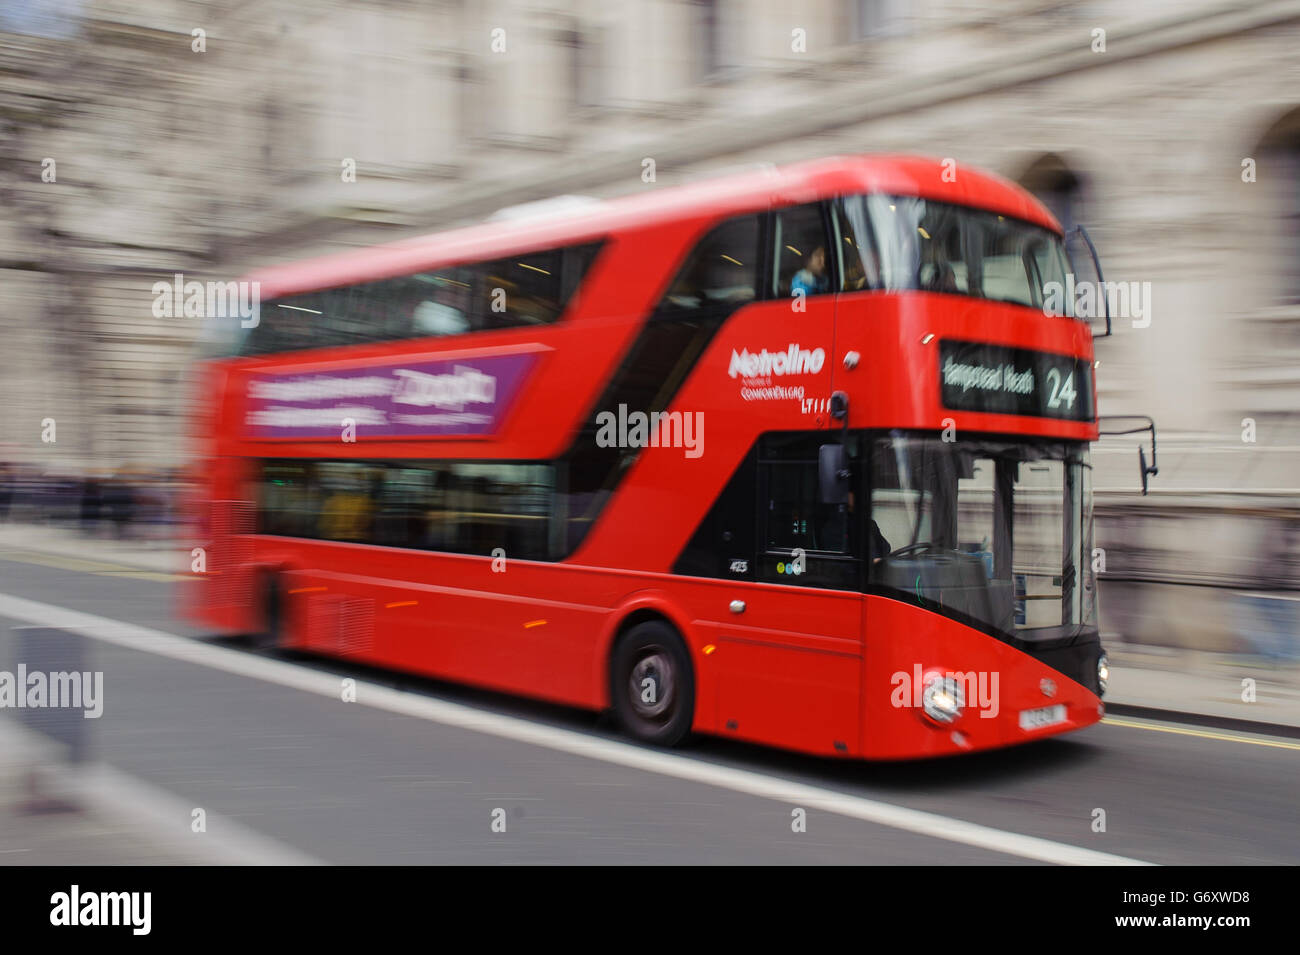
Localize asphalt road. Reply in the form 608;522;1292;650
0;551;1296;865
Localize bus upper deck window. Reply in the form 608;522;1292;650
773;204;833;299
659;215;760;312
837;194;1069;308
831;199;881;292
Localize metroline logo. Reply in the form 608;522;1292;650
728;344;825;378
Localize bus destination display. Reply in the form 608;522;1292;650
939;340;1094;421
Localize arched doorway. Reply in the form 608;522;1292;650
1015;153;1084;233
1252;106;1300;303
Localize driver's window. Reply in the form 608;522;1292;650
957;457;995;576
1013;460;1066;628
868;437;931;559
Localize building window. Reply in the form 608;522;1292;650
1257;116;1300;303
852;0;904;40
571;22;605;109
1017;153;1083;234
693;0;726;80
1279;144;1300;303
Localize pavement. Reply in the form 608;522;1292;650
1103;642;1300;730
1;519;1297;730
0;521;184;577
0;723;199;865
0;720;317;865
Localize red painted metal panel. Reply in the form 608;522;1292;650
186;154;1101;761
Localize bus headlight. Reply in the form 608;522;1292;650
1097;652;1110;696
922;676;964;725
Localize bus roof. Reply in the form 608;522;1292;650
245;154;1061;299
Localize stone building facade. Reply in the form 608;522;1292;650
2;0;1299;646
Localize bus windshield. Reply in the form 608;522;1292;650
837;195;1071;312
868;433;1094;637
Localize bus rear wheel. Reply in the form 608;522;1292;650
610;621;694;747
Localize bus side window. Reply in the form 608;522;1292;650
316;462;375;542
409;268;473;338
467;244;601;331
474;250;562;329
659;215;761;311
772;203;833;299
243;243;602;355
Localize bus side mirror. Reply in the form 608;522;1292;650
1139;445;1158;496
819;444;850;504
1100;415;1158;495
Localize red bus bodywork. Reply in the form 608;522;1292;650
188;155;1103;760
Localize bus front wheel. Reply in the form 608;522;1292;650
610;621;695;747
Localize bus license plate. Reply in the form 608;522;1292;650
1019;704;1066;731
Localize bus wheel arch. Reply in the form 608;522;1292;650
606;609;697;747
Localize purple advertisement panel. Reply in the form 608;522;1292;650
244;352;537;440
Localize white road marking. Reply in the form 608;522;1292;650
0;592;1153;866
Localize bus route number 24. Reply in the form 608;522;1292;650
1045;368;1077;411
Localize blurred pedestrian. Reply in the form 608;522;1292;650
104;475;135;539
0;462;12;521
80;475;102;533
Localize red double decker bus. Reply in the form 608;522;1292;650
190;154;1113;760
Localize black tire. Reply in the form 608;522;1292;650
250;571;283;651
610;620;695;747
